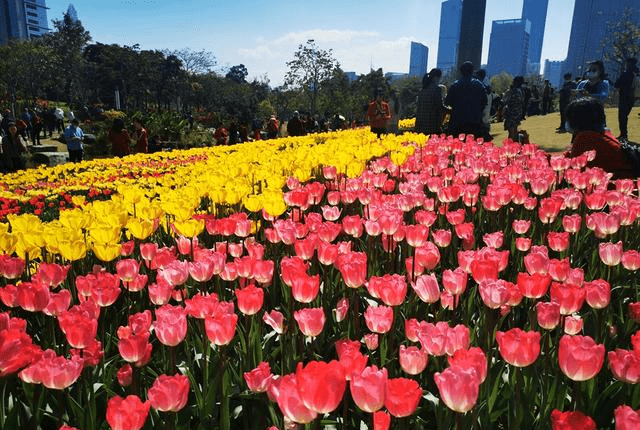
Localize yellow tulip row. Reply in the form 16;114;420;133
0;129;426;262
399;118;416;131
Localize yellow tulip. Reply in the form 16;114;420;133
0;232;17;255
92;241;121;262
172;218;204;238
126;218;158;240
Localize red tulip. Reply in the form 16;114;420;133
548;258;571;282
550;409;596;430
269;374;318;424
447;347;487;383
414;242;440;271
71;339;103;367
76;271;121;307
364;333;379;350
536;301;561;330
405;224;429;247
106;395;150;430
517;272;551;299
399;345;427;375
431;229;452;247
336;252;367;288
116;259;140;283
515;237;532;252
512;219;531;234
296;360;346;413
434;365;480;413
558;335;605;381
235;283;264;314
384;377;422;417
349;365;387;412
128;310;152;334
608;349;640;383
244;361;273;393
58;304;99;349
622;250;640;271
335;339;368;379
0;328;42;376
35;262;69;288
478;279;510;309
16;281;50;312
373;410;391;430
263;309;284;334
366;274;407;306
334;297;349;322
342;215;364;238
538;196;563;223
629;303;640;323
19;349;83;389
615;405;640;430
599;241;623;266
417;322;448;356
280;256;309;287
442;267;468;296
411;274;441;303
562;214;582;233
294;307;325;337
524;249;549;275
117;364;133;387
290;273;320;304
0;255;25;279
364;305;394;334
547;231;570;252
584;279;611;309
496;328;541;367
564;315;583;335
43;289;71;317
153;304;187;346
205;312;238;346
550;282;586;315
470;258;498;283
117;327;152;366
147;373;190;412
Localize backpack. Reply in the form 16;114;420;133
620;139;640;177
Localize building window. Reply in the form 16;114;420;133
28;19;39;25
26;4;36;9
29;27;39;32
27;12;38;17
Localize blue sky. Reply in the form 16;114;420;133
44;1;575;85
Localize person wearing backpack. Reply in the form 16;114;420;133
613;57;638;143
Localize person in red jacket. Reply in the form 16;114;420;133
563;97;635;180
366;88;391;138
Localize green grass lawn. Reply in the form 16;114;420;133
489;106;640;152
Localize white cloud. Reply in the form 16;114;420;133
237;29;417;85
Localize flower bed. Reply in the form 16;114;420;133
1;130;640;430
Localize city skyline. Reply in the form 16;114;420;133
36;0;576;85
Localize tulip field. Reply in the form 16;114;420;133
2;128;640;430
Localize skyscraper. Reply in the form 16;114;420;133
436;0;462;73
486;19;531;78
409;42;428;77
1;0;49;45
544;60;564;88
564;0;640;79
521;0;549;75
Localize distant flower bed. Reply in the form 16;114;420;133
399;118;415;131
1;130;640;430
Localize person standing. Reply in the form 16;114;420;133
287;111;306;136
415;69;444;136
107;118;131;157
445;61;487;138
557;73;576;133
576;60;610;103
366;88;391;138
387;90;400;134
1;121;27;172
132;119;148;154
502;76;527;141
63;118;84;163
614;58;638;143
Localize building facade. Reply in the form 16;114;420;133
564;0;640;80
409;42;428;77
521;0;549;75
486;19;531;78
1;0;49;45
544;60;564;88
436;0;462;74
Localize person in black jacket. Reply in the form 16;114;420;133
557;73;577;133
614;58;638;143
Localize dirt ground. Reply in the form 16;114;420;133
488;106;640;152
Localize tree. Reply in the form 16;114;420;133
44;12;92;105
284;39;339;115
165;48;217;76
600;8;640;77
226;64;248;83
392;76;422;119
490;71;514;96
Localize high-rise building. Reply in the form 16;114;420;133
409;42;428;77
486;19;531;78
1;0;49;45
66;4;78;22
521;0;549;75
436;0;462;73
564;0;640;80
544;60;564;88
